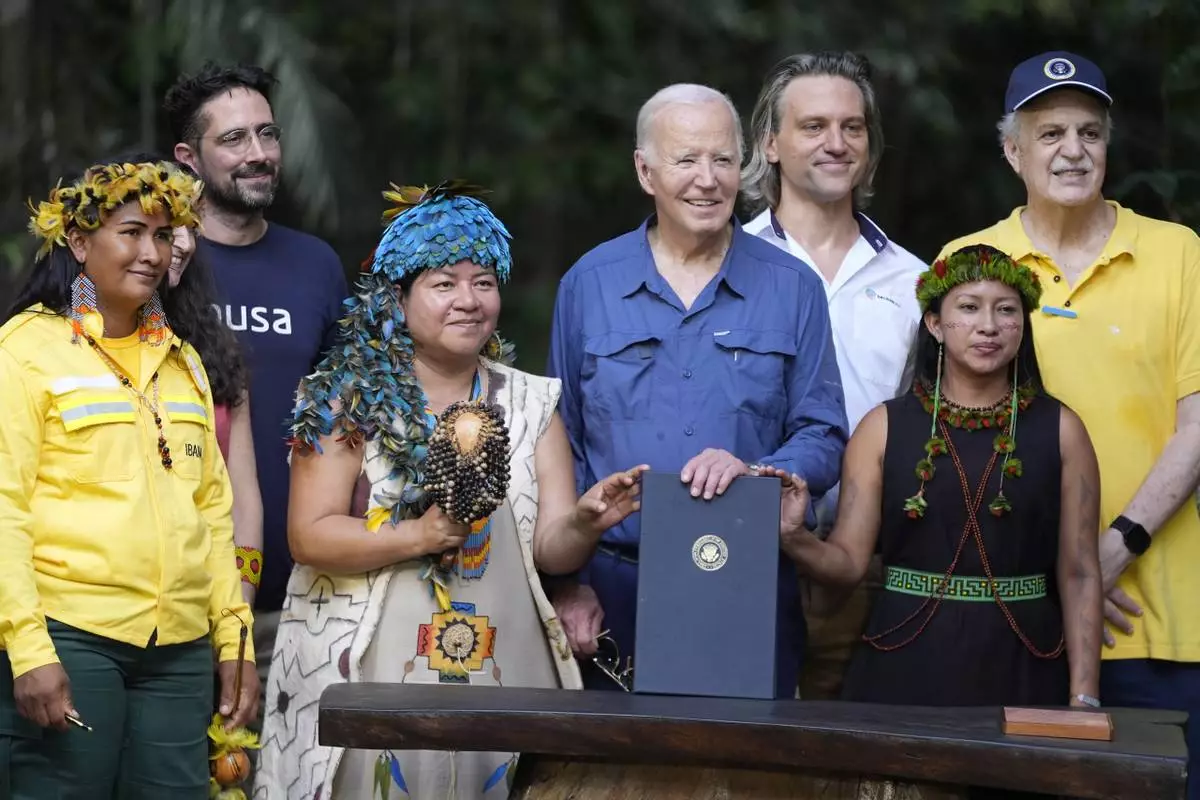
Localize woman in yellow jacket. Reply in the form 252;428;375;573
0;159;259;798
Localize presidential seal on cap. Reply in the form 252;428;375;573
1004;50;1113;113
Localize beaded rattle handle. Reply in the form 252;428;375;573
426;400;510;572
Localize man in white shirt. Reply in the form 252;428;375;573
742;50;925;699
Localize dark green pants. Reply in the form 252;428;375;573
0;619;213;799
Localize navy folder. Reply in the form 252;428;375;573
633;471;781;700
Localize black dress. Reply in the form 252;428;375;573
841;390;1070;707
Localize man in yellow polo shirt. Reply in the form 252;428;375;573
940;51;1200;800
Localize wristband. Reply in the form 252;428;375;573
1073;693;1101;708
235;546;263;588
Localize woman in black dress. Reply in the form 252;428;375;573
774;244;1103;708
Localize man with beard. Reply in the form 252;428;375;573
165;62;348;696
547;83;848;697
940;51;1200;800
740;52;925;700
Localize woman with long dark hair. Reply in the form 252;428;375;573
0;158;259;798
13;149;264;604
774;244;1103;708
167;217;264;604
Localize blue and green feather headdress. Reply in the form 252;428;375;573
289;180;516;527
370;180;512;283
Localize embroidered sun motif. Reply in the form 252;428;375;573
416;601;496;683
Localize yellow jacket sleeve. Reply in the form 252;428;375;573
0;349;58;677
192;367;256;664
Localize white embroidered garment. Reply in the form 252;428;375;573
253;362;582;800
333;498;556;799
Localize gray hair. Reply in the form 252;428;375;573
996;106;1113;149
741;51;884;213
635;83;744;163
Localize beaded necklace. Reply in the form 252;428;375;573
913;378;1035;432
905;370;1034;520
83;334;173;471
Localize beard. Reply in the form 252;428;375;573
202;163;280;214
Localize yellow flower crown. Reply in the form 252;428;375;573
27;161;204;259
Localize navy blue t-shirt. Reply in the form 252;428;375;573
201;223;348;612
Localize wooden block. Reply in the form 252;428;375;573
1002;707;1114;741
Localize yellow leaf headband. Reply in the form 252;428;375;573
27;161;204;260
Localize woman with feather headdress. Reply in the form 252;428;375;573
254;181;646;800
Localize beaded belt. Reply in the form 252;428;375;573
884;566;1047;602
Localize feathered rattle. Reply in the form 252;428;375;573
424;400;511;572
208;610;261;800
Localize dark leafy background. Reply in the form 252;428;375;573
3;0;1197;370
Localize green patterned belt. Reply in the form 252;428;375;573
885;566;1047;602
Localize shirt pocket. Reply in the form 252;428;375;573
163;393;211;481
711;329;796;418
850;293;918;392
50;393;141;483
581;331;661;421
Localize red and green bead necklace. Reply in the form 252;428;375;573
903;367;1034;520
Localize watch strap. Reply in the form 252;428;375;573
1111;515;1150;556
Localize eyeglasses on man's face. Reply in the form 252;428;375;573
198;124;283;156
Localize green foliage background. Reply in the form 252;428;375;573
2;1;1197;371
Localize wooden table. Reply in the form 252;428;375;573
319;684;1188;799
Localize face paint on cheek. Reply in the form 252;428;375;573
998;321;1022;332
940;321;970;329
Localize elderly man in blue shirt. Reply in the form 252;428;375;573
547;83;849;697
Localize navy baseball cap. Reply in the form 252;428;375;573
1005;51;1113;113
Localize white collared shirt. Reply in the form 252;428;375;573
747;209;924;527
745;209;925;435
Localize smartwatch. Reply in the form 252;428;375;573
1111;515;1151;556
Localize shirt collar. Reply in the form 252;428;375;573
768;209;888;255
620;215;748;298
993;200;1137;264
1100;202;1137;262
855;213;889;253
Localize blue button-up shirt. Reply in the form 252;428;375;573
548;218;849;546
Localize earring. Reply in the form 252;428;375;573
988;359;1024;518
138;291;168;346
934;341;944;402
483;331;515;366
903;340;947;521
68;271;102;343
